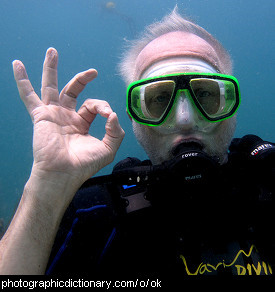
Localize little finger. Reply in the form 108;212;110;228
13;60;43;118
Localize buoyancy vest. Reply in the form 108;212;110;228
46;135;275;278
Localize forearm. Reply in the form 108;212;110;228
0;173;78;275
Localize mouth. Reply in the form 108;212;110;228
171;138;204;156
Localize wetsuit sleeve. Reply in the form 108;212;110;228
46;182;115;275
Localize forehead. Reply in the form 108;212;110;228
134;31;221;80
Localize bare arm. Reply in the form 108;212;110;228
0;48;125;274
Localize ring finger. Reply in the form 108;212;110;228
41;47;59;105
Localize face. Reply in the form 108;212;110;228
131;32;236;165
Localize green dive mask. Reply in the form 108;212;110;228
126;73;241;126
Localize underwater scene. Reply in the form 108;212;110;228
0;0;274;233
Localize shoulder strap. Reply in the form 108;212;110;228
229;134;275;202
229;134;275;161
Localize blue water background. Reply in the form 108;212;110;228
0;0;274;229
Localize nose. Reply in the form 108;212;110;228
174;91;196;130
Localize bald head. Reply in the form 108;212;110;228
119;8;232;85
134;31;222;80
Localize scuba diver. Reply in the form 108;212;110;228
0;7;274;281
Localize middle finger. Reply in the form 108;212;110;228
59;69;98;110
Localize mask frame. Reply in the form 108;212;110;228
126;72;241;126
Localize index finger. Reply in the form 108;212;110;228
13;60;43;116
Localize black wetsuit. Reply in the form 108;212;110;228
46;135;275;279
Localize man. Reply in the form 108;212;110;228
0;8;274;278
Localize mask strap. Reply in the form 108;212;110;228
144;59;217;78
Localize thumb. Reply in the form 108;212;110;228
103;112;125;156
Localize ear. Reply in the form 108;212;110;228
126;108;132;121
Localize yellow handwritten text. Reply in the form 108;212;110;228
180;245;273;275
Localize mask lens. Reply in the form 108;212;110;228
190;78;237;119
130;80;175;122
127;73;240;125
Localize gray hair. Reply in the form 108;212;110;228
118;6;233;85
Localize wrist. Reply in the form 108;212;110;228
24;168;81;216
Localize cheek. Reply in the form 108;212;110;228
216;118;237;142
149;127;179;161
133;122;173;163
203;118;236;158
